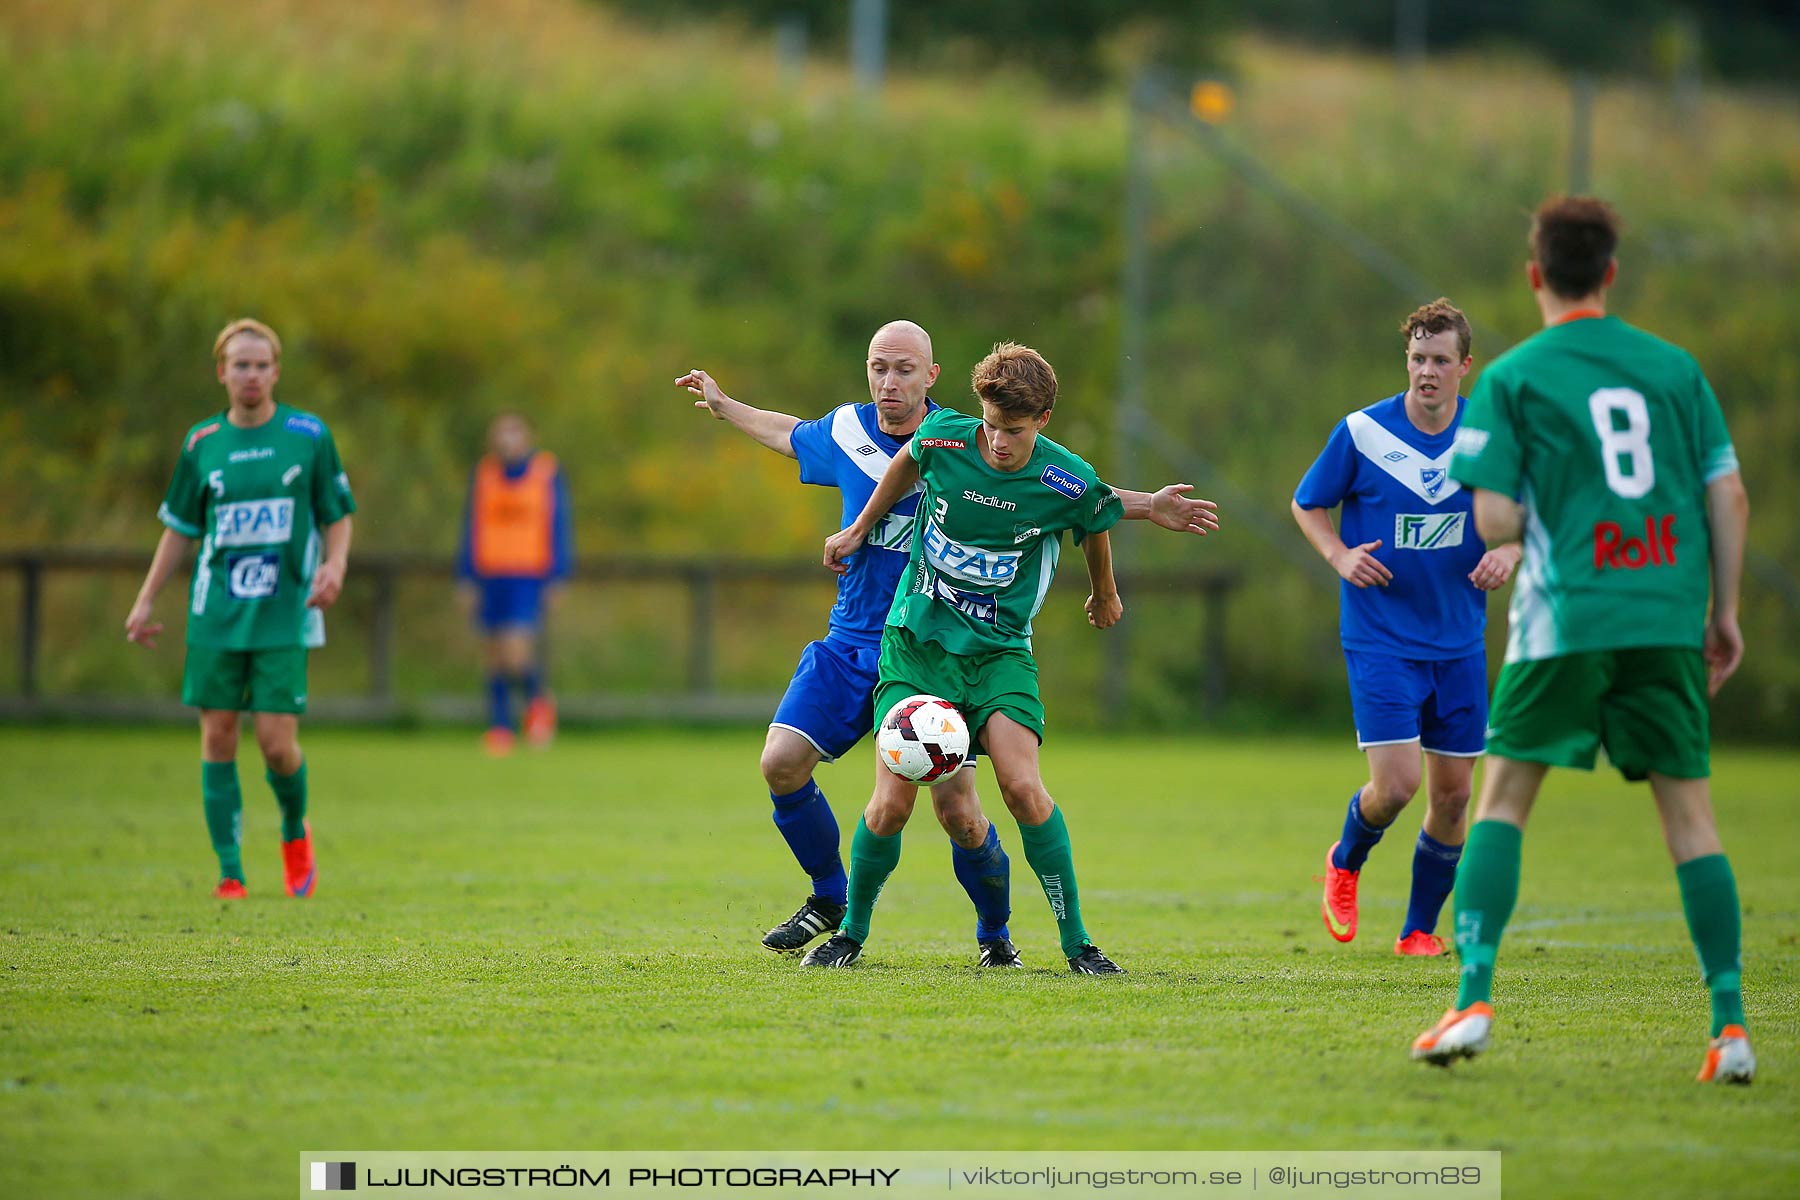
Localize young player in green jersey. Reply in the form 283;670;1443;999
1411;198;1755;1083
675;321;1018;967
125;319;356;900
805;342;1220;973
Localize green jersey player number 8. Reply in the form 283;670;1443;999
1415;196;1753;1085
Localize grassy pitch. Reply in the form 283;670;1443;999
2;728;1795;1198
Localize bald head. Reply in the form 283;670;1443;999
869;319;933;363
865;319;940;436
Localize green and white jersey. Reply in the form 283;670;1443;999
158;404;357;650
1449;315;1737;663
888;409;1123;656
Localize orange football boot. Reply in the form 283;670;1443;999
1321;842;1359;943
1411;1001;1494;1064
1395;930;1447;957
282;821;316;898
1696;1025;1755;1084
523;696;557;747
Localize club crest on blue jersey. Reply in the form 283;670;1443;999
1039;464;1086;499
1420;467;1447;498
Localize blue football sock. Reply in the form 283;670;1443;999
486;674;512;731
521;667;543;700
951;821;1012;942
770;780;847;906
1332;788;1388;872
1403;829;1463;937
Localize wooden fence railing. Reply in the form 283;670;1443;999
0;549;1241;723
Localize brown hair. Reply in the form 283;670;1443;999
970;342;1057;419
212;318;282;362
1530;195;1620;300
1400;298;1472;361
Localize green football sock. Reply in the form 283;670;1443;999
201;760;244;883
1676;854;1747;1036
1017;804;1091;959
267;760;308;842
840;817;902;946
1452;820;1523;1010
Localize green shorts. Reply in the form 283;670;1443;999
182;644;310;714
1486;646;1709;781
874;624;1045;745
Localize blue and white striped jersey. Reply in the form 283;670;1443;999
790;400;939;649
1295;393;1487;660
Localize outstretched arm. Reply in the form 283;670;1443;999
675;368;802;458
1081;530;1122;629
1291;498;1391;589
125;527;194;648
823;451;921;574
1114;485;1220;536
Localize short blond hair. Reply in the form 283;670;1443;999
212;318;282;362
971;342;1057;419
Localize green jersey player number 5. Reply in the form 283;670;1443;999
126;318;356;903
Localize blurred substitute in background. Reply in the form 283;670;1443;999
456;412;572;754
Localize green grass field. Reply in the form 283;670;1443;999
2;728;1795;1199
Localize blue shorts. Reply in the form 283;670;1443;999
1344;648;1488;757
771;637;977;770
475;577;547;632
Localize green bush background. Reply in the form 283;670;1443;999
1;0;1794;737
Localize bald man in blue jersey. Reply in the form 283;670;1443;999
676;321;1021;967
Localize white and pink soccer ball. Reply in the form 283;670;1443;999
876;694;971;783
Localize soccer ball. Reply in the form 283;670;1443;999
876;694;970;783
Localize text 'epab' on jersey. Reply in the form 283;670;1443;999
1449;315;1737;663
789;400;941;650
1294;393;1486;660
158;404;357;650
888;408;1123;656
